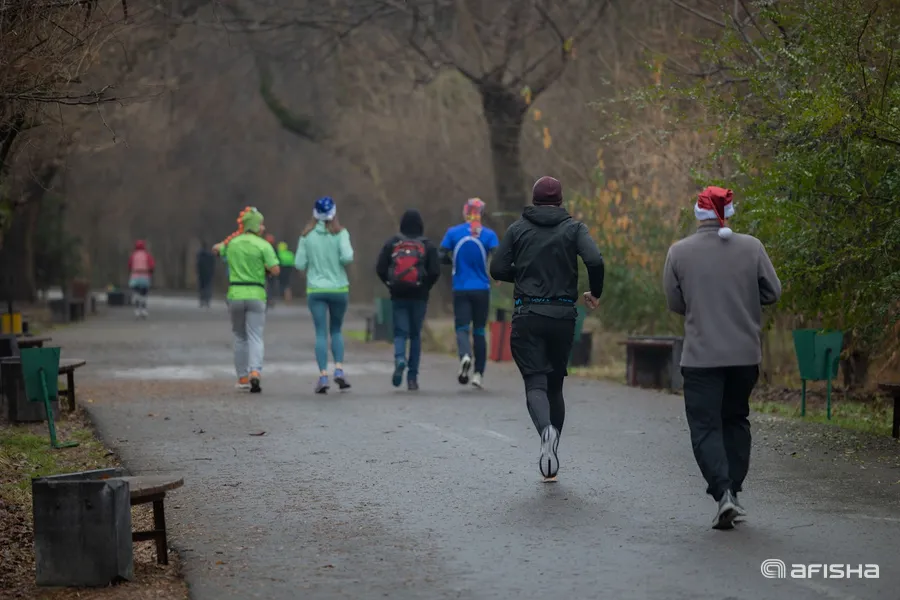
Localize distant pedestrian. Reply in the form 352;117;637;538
265;233;278;308
128;240;156;319
376;209;441;391
295;197;355;394
440;198;499;389
276;241;295;303
663;186;782;530
196;241;216;308
215;207;280;393
490;176;604;481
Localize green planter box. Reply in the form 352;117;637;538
792;329;843;419
568;306;588;367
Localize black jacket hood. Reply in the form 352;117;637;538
400;209;425;237
523;205;572;227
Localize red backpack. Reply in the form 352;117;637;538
388;237;427;291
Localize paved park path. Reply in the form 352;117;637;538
52;296;899;600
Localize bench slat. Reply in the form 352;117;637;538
618;340;676;348
120;476;184;500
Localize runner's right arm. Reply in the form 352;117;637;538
757;241;782;306
339;229;355;266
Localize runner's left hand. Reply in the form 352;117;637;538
583;292;600;310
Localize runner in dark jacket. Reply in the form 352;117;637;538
490;176;605;480
375;209;441;391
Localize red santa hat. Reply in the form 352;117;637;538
695;186;735;239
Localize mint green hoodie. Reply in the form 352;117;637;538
295;222;354;293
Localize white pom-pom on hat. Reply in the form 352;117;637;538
718;226;733;239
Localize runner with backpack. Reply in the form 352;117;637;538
440;198;499;388
375;209;441;391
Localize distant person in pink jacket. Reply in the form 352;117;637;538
128;240;156;319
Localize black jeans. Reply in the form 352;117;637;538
510;314;575;435
682;365;759;501
453;290;490;374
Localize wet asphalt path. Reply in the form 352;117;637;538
52;296;900;600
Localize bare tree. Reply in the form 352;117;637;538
209;0;610;221
0;1;127;195
0;0;128;301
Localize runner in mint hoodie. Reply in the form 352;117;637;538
440;198;499;388
295;197;355;394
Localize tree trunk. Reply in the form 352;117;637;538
481;86;528;230
0;164;58;303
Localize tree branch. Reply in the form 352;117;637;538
0;87;119;105
667;0;726;28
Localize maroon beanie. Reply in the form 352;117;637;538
532;176;563;205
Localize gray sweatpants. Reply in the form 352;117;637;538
229;299;266;378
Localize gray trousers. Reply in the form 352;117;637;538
229;299;266;378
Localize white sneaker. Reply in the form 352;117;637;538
471;373;483;389
539;425;560;479
457;354;472;384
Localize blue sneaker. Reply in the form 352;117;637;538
334;368;351;390
315;375;329;394
392;359;406;388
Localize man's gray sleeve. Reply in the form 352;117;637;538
758;243;782;306
663;248;686;316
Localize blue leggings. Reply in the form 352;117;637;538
307;292;349;372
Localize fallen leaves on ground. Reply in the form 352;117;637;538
0;411;189;599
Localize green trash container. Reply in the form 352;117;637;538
19;347;77;449
568;306;588;367
792;329;843;419
374;298;393;342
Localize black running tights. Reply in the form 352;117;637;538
524;372;565;435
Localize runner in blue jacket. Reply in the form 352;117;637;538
440;198;499;388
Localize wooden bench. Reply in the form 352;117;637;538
16;334;52;349
49;298;86;323
58;358;87;411
0;356;87;419
877;383;900;439
619;335;685;391
121;475;184;565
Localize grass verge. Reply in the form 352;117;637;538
0;410;188;599
751;387;896;437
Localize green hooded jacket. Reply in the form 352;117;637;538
295;222;354;293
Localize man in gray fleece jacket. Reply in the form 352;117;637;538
663;186;782;530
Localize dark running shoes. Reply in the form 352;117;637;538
249;371;262;394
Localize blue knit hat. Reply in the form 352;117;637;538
313;197;336;221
